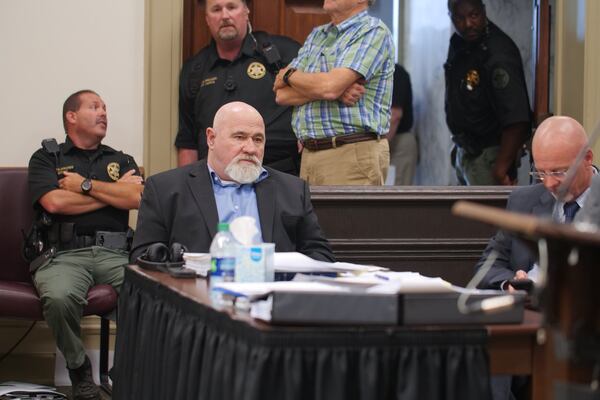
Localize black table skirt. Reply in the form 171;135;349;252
113;268;492;400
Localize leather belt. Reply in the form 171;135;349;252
302;132;384;151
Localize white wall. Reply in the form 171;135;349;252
0;0;145;167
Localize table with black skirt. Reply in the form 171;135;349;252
112;266;498;400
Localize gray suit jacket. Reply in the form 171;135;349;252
576;174;600;226
476;183;554;289
130;160;335;263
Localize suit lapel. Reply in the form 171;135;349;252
187;161;218;238
255;174;275;243
534;189;555;217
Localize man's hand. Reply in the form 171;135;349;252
338;79;366;106
507;269;528;292
492;162;515;185
273;66;290;91
297;140;304;154
59;171;86;193
118;169;144;184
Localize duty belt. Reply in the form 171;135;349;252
59;231;130;252
302;132;384;151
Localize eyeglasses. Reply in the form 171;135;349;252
529;169;569;181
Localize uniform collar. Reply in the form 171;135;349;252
62;135;115;156
206;30;256;69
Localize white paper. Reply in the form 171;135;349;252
274;252;386;273
213;280;350;300
0;381;65;397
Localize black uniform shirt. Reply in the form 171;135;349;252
392;64;414;134
444;21;531;154
28;136;140;234
176;32;300;164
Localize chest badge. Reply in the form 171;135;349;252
107;162;120;181
247;62;266;80
464;69;480;91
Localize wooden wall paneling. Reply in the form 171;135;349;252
283;0;330;44
310;186;513;287
251;0;282;35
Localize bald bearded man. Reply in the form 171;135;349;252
131;101;334;263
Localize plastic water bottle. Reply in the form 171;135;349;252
209;222;237;307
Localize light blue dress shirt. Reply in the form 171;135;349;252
208;165;268;242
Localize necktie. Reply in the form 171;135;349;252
563;201;580;223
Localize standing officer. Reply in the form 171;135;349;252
445;0;532;185
176;0;301;175
27;90;143;400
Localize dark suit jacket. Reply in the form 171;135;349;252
476;183;554;289
130;160;335;263
577;174;600;226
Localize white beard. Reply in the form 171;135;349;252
225;155;262;184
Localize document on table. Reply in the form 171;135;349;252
274;252;386;273
212;280;351;300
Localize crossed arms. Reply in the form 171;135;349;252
273;66;366;107
40;170;144;215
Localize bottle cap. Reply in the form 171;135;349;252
217;222;229;232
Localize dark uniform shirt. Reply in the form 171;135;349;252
28;136;140;235
392;64;414;134
444;21;531;155
176;31;301;174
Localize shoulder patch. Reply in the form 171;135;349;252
492;68;510;89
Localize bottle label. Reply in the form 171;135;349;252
211;257;236;282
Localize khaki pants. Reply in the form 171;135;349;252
300;139;390;185
33;246;127;369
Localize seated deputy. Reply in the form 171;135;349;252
27;90;143;400
130;101;335;263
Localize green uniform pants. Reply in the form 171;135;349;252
454;145;500;186
33;246;127;369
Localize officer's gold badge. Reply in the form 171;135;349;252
247;62;266;79
465;69;480;91
107;162;120;181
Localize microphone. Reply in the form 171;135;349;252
224;78;236;92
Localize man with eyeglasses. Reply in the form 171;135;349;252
445;0;532;185
473;116;594;400
476;116;594;291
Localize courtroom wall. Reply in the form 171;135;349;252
0;0;145;167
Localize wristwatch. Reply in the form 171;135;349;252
81;178;93;195
282;68;297;86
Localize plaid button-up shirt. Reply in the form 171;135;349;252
289;11;394;140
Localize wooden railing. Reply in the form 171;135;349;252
310;186;514;286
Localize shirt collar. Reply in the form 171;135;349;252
207;163;268;188
322;10;368;35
